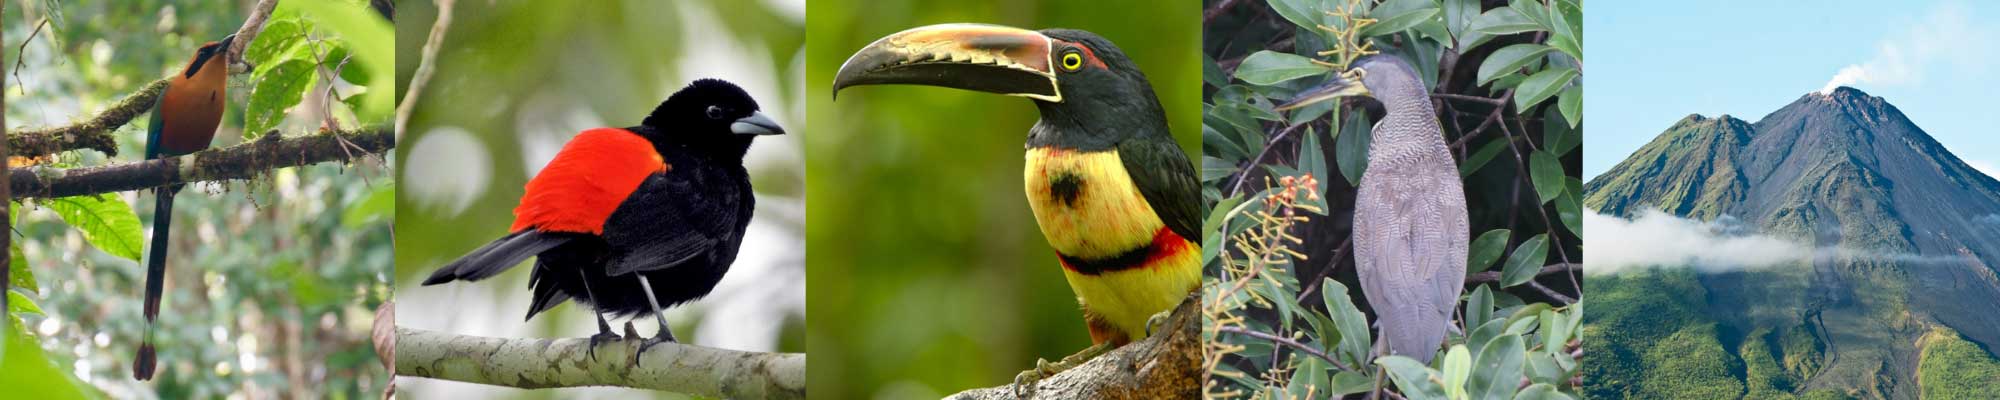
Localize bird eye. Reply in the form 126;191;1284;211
705;105;725;120
1060;49;1084;72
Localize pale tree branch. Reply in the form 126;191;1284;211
948;293;1201;400
8;127;392;200
394;326;806;398
227;0;282;73
396;0;455;141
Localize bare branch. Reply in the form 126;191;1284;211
8;127;392;200
1464;263;1579;287
397;0;456;140
228;0;283;73
394;326;806;398
948;294;1200;400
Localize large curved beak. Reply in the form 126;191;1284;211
218;34;237;50
731;111;785;136
1276;68;1370;111
832;23;1062;102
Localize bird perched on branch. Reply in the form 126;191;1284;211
135;33;235;381
1279;55;1469;363
834;24;1201;389
421;79;783;358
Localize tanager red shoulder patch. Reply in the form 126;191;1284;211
511;128;668;234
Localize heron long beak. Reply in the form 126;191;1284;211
1276;68;1370;111
832;23;1062;102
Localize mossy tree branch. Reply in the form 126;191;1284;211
8;127;391;200
394;326;806;398
7;79;168;157
948;293;1201;400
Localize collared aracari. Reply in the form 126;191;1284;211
135;33;234;381
421;79;784;358
833;24;1201;385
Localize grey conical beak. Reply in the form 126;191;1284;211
731;111;785;135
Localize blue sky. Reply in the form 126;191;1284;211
1585;0;1998;181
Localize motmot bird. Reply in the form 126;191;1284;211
135;34;234;381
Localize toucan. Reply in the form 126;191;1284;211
421;79;784;358
834;24;1201;388
135;33;235;381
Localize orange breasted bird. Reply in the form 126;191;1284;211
135;33;234;381
834;24;1201;384
421;79;783;357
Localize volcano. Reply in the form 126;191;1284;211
1583;87;2000;399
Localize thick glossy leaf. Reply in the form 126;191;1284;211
1234;51;1332;85
1549;1;1582;60
1441;0;1479;38
1204;124;1249;161
245;19;305;67
1330;371;1375;395
1288;356;1329;399
1500;234;1550;287
47;194;146;262
1466;285;1496;338
1299;126;1329;196
1443;344;1472;399
1323;278;1373;362
1470;334;1527;400
1558;85;1582;129
1469;6;1542;36
1529;150;1565;204
1543;106;1578;156
1376;356;1449;400
1556;192;1582;235
1266;0;1330;32
246;59;317;138
1362;8;1440;38
1203;53;1227;88
1460;139;1507;177
1468;228;1513;274
1510;0;1552;30
1515;383;1575;400
1514;67;1577;113
1201;156;1239;183
1336;108;1372;186
1476;44;1552;85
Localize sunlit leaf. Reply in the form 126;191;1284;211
1514;67;1577;113
1469;6;1542;36
1443;344;1472;399
245;59;317;138
1234;51;1333;85
8;243;31;293
1476;44;1552;86
1362;6;1440;38
46;194;146;262
1376;356;1449;400
1469;334;1526;400
1500;234;1549;287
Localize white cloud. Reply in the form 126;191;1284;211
1584;208;1814;274
1819;1;1993;94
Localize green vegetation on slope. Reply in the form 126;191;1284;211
1917;327;2000;399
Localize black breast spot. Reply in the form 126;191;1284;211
1050;173;1084;207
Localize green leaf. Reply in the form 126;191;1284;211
1203;53;1227;88
1510;0;1553;30
1323;278;1373;362
1466;284;1495;332
1467;229;1513;273
1330;371;1375;395
1266;0;1331;33
8;243;31;294
1288;356;1329;400
245;59;317;138
1514;67;1577;113
1201;156;1239;183
1514;383;1574;400
47;194;146;262
1558;85;1582;129
1441;0;1480;39
1362;8;1441;38
1542;106;1578;156
1234;51;1333;85
283;0;394;121
1548;1;1583;60
342;183;395;228
1476;44;1552;86
1459;139;1507;177
244;19;305;67
1469;6;1543;36
1470;334;1527;400
1556;192;1581;235
1299;126;1329;197
1529;150;1565;204
1376;356;1450;400
1336;108;1372;186
1204;125;1249;161
3;305;96;399
5;292;40;316
1500;234;1550;287
1443;344;1473;399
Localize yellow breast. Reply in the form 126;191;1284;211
1022;147;1165;258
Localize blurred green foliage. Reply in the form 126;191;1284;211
806;0;1199;397
392;0;804;398
3;0;393;397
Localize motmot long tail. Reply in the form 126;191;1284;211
134;185;178;381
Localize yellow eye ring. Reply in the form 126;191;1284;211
1061;51;1083;71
